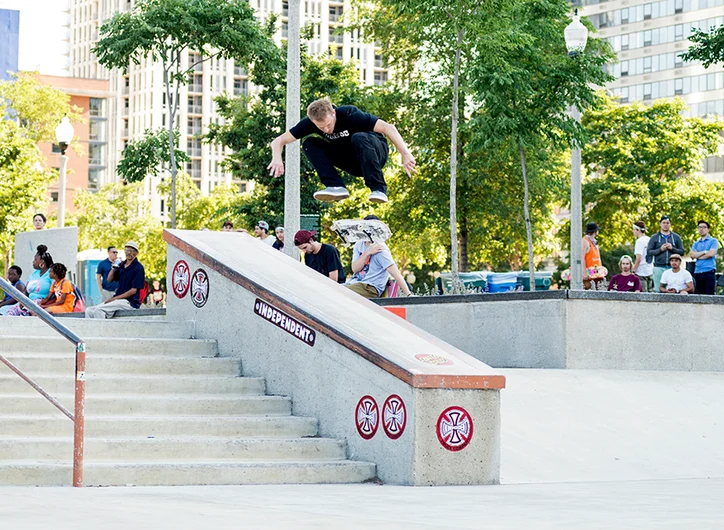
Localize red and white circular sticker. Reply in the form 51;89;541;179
382;394;407;440
355;395;379;440
436;406;474;452
172;260;191;299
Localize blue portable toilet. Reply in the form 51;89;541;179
76;249;110;307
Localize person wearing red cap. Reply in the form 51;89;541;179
294;230;346;283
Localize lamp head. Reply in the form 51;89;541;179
55;116;74;155
565;9;589;58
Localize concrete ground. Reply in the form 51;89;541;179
2;479;724;529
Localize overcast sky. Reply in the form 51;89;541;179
0;0;69;76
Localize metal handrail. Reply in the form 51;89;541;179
0;276;86;487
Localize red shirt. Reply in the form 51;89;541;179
608;274;641;292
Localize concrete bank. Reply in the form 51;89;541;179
376;290;724;370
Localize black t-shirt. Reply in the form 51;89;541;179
289;106;384;150
304;244;346;283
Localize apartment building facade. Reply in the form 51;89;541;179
580;0;724;180
69;0;389;220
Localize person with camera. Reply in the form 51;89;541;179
86;241;145;319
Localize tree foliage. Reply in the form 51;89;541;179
582;95;724;249
0;72;83;144
117;128;189;183
681;24;724;67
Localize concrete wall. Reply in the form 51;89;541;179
14;227;78;283
164;231;503;486
377;291;724;372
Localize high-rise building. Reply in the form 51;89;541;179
0;8;19;80
69;0;389;220
581;0;724;181
36;74;112;216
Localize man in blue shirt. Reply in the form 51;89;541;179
0;266;27;315
689;220;719;295
96;246;120;302
86;241;145;319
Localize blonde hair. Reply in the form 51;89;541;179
307;98;334;121
619;254;633;267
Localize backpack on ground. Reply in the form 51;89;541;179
138;280;150;306
71;283;85;313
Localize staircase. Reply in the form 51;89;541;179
0;317;375;486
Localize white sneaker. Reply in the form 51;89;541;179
313;186;350;202
368;191;388;203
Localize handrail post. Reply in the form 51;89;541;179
73;342;86;487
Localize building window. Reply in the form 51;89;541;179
88;168;104;190
675;78;684;95
51;192;59;202
89;97;104;117
89;144;104;165
89;120;105;141
675;24;683;41
233;78;248;96
187;117;202;135
643;3;652;20
621;34;629;51
621;60;629;76
373;71;388;86
52;144;62;153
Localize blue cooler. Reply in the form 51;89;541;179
485;272;519;293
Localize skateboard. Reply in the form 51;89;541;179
330;219;392;246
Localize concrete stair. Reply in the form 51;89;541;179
0;318;375;486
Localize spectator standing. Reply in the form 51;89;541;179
96;246;120;302
33;213;46;230
272;227;285;251
0;266;27;315
632;221;654;292
689;220;719;295
294;230;346;283
86;242;145;319
3;245;53;317
582;222;605;290
647;216;685;290
659;254;694;294
608;255;642;292
255;221;276;246
222;221;234;232
38;263;76;314
150;280;166;307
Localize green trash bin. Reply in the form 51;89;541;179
515;271;552;291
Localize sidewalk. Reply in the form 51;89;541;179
2;479;723;529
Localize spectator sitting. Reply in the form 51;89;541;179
96;246;120;302
222;220;234;232
255;221;276;246
344;215;411;298
0;266;27;316
607;255;642;292
33;213;46;231
38;263;76;314
3;245;54;317
659;254;694;295
294;230;346;283
86;241;145;319
273;226;285;251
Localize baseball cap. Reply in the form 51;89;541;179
660;215;671;222
294;230;317;246
124;241;139;252
363;214;380;221
257;221;269;230
669;253;682;262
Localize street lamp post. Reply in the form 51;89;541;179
283;0;301;258
564;9;588;290
55;116;75;229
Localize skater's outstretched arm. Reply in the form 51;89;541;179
268;131;297;178
373;120;416;177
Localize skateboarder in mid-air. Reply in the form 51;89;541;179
268;98;416;204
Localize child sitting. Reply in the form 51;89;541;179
39;263;76;314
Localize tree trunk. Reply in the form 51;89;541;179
163;58;178;229
519;142;536;292
449;27;465;293
460;215;469;272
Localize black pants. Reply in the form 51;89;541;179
302;132;389;193
695;270;716;295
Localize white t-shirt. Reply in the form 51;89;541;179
660;268;693;292
634;235;654;276
259;236;276;246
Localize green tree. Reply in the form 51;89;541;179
0;72;83;143
156;173;238;230
93;0;277;227
681;23;724;67
582;96;724;249
0;120;54;274
117;128;189;184
71;182;166;279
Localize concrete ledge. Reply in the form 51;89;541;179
374;290;724;371
55;308;167;319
